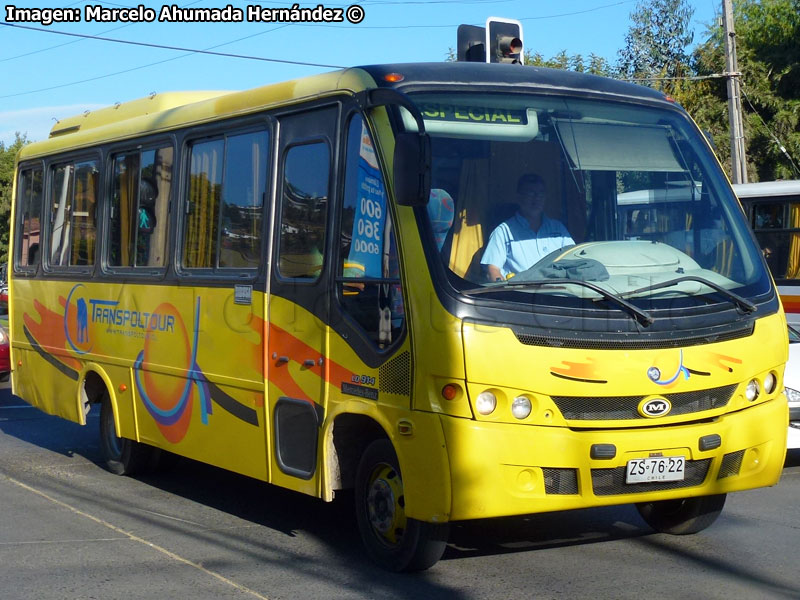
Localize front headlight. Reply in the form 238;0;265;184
475;391;497;415
785;387;800;406
511;395;532;419
745;379;760;401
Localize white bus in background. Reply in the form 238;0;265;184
734;180;800;327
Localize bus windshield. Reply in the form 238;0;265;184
405;92;770;319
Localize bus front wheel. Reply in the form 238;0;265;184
355;439;448;571
99;393;152;475
636;493;727;535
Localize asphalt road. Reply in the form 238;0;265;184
1;384;798;600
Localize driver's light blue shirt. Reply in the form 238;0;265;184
481;213;574;279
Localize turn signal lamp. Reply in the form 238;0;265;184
441;384;459;401
383;73;404;83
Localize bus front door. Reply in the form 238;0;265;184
267;105;338;494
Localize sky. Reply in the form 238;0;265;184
0;0;721;146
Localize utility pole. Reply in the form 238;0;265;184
723;0;747;183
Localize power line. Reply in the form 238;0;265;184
621;73;728;81
0;0;207;63
0;22;345;69
304;0;634;28
0;22;299;99
740;86;800;178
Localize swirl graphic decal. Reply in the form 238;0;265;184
134;298;212;443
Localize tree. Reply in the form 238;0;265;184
617;0;695;88
688;0;800;181
525;50;611;76
0;133;28;264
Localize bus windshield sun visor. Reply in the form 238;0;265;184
553;120;685;172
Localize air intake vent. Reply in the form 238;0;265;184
542;468;579;495
379;351;412;396
514;322;753;350
717;450;745;479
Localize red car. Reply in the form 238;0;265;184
0;326;9;381
0;286;8;380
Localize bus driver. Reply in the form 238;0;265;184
481;173;574;281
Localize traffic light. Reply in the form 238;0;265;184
456;17;523;64
487;17;523;64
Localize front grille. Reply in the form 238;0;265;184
591;458;711;495
717;450;745;479
551;384;737;421
514;323;753;350
542;468;579;495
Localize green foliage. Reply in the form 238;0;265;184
687;0;800;181
525;50;611;76
617;0;695;82
0;133;28;265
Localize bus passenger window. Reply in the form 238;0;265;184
48;159;99;268
277;142;330;279
109;146;172;268
182;131;268;272
338;114;404;348
184;139;224;268
15;167;43;270
754;203;784;228
219;132;267;269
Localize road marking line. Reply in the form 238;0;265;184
4;474;271;600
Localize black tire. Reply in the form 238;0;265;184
99;393;152;476
355;439;448;572
636;493;727;535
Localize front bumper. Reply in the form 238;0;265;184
441;396;788;521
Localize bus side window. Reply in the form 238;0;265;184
277;142;330;279
15;166;43;271
48;159;99;268
338;113;404;348
182;131;268;272
109;146;173;268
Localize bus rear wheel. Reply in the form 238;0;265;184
99;393;152;475
355;439;448;572
636;493;727;535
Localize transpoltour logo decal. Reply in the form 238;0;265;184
25;288;258;443
64;284;175;354
639;397;672;417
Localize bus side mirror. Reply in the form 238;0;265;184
394;132;431;206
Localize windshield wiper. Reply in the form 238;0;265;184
463;279;654;327
621;275;757;314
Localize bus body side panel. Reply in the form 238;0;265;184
777;285;800;327
12;279;269;482
11;278;86;423
131;284;267;481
